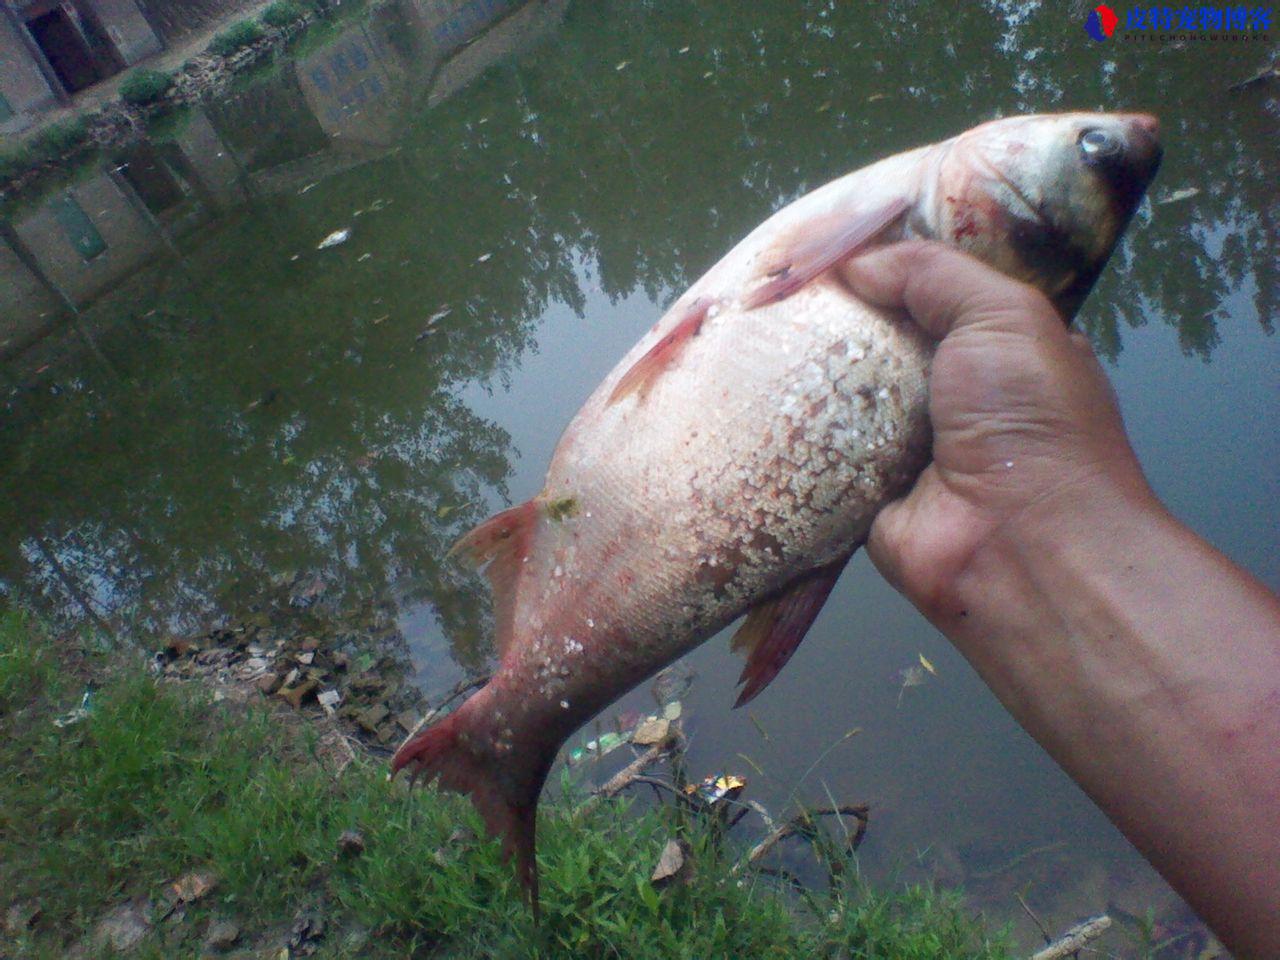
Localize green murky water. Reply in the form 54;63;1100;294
2;0;1276;946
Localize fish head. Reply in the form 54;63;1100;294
930;112;1162;319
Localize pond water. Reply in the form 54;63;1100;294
2;0;1276;949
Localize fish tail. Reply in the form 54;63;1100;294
391;690;550;914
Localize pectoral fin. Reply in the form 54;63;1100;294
730;550;856;707
608;297;714;405
742;196;909;309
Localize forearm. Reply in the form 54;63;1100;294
940;481;1280;957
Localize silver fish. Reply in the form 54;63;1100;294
392;112;1162;904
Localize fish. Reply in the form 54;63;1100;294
391;112;1162;905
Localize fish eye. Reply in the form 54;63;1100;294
1079;128;1123;160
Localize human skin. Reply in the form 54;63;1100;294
839;241;1280;958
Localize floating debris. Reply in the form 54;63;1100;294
897;653;938;705
615;60;630;71
651;663;694;706
416;306;453;342
568;731;626;765
1156;186;1201;205
476;252;492;263
631;716;670;746
684;772;746;809
317;228;351;250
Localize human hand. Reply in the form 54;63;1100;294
838;241;1156;619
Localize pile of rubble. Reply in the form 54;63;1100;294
154;597;437;753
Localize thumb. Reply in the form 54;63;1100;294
839;240;1066;342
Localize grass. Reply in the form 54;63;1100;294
0;117;92;182
119;69;173;107
208;19;267;57
0;609;1010;958
262;0;307;28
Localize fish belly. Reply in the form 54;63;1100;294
508;278;934;722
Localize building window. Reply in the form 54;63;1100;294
50;192;107;260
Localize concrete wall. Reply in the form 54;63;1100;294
0;237;61;355
170;107;247;210
0;11;61;134
427;0;565;106
296;21;405;146
404;0;523;50
133;0;262;45
11;173;162;306
84;0;160;64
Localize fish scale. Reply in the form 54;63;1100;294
390;111;1161;909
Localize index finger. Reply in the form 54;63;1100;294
838;240;1064;342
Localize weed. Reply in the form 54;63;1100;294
26;118;90;164
208;20;266;57
262;0;307;28
119;69;173;106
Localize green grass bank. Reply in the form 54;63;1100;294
0;610;1011;958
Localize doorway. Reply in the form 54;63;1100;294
24;3;122;95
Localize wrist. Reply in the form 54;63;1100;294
934;463;1171;696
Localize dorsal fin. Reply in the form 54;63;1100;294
448;501;542;659
731;551;855;706
742;196;909;309
608;296;714;405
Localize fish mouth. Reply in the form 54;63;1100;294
1095;113;1163;214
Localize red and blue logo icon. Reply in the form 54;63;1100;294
1084;3;1119;40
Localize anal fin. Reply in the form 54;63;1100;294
608;296;714;405
731;550;856;707
448;501;542;659
742;196;909;309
